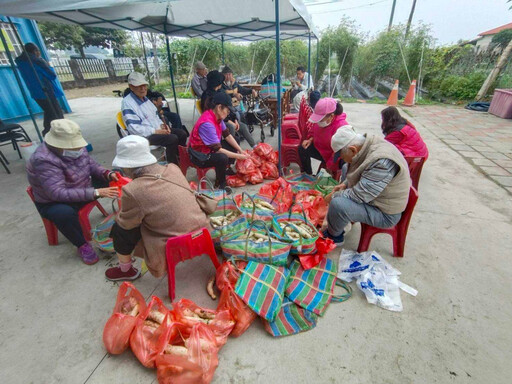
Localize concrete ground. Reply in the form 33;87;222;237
1;98;511;384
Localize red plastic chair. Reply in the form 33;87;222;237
178;145;215;179
357;187;419;258
404;156;426;190
284;113;298;121
282;122;301;141
26;186;108;245
165;228;220;302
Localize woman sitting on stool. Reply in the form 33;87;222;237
27;119;119;265
106;136;210;281
299;97;350;176
189;92;249;189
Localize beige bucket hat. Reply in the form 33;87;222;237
44;119;88;149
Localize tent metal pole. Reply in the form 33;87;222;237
315;38;319;82
139;32;152;87
275;0;282;175
165;36;180;115
221;34;225;65
0;23;42;142
307;30;311;89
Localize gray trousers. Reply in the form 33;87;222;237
327;195;402;236
226;120;255;148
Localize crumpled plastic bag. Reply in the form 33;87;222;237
226;175;246;187
254;143;274;159
172;299;235;348
103;282;147;355
261;162;279;179
258;178;293;213
235;153;256;175
217;284;257;337
247;169;264;184
292;190;327;227
337;250;400;283
155;323;219;384
298;237;336;270
215;261;247;291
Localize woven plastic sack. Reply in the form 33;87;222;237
315;176;338;196
220;220;292;267
172;299;235;348
235;261;289;321
285;258;349;316
209;198;247;247
217;284;257;337
263;298;318;337
103;282;147;355
234;193;279;222
155;323;219;384
272;212;319;255
130;296;173;368
92;213;116;252
284;172;317;192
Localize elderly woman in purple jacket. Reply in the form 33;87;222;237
27;119;119;264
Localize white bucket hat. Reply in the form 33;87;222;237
127;71;149;86
44;119;88;149
112;136;157;168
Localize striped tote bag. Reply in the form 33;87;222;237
263;298;318;337
234;261;289;322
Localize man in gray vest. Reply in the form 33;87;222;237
323;129;411;245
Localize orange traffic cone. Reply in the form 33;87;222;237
387;80;399;106
402;79;417;107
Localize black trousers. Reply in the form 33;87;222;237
110;222;142;255
35;95;64;136
163;109;188;136
298;144;323;175
190;141;237;188
147;132;185;165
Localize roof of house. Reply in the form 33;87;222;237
479;22;512;36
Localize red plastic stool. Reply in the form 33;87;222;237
357;187;419;258
26;186;109;245
178;145;215;179
282;121;301;141
404;156;426;190
281;143;302;169
165;228;220;302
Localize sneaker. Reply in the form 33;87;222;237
226;167;237;176
105;266;141;281
322;229;345;247
78;243;99;265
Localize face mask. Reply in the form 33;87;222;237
317;115;334;128
62;149;84;159
225;80;232;87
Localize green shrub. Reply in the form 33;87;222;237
439;72;486;100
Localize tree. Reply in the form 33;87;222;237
491;29;512;51
38;21;127;58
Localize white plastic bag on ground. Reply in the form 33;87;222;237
337;249;400;282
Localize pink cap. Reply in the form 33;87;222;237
309;98;337;123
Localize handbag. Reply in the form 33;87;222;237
188;147;210;163
140;174;218;215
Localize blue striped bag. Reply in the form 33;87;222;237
209;198;248;247
285;258;352;316
272;211;319;255
234;192;279;222
196;177;226;200
284;173;317;193
92;213;116;252
263;298;318;337
234;261;289;322
220;221;292;266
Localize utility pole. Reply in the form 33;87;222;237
405;0;418;37
388;0;397;32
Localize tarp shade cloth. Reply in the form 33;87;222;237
0;0;318;40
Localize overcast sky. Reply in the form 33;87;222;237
305;0;512;45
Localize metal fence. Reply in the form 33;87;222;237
76;58;109;79
113;57;134;77
50;58;74;82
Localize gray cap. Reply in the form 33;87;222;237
127;71;148;86
195;61;206;70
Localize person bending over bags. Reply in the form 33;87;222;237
27;119;119;264
322;129;411;245
299;97;350;175
105;136;211;281
189;92;249;190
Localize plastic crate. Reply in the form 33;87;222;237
489;89;512;118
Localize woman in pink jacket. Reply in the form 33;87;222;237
381;106;429;159
299;98;349;175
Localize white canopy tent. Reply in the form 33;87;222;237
0;0;318;170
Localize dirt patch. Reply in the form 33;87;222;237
63;82;127;99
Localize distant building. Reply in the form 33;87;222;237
0;15;70;123
475;22;512;52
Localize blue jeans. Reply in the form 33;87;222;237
327;196;402;236
36;201;88;247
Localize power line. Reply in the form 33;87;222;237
309;0;390;15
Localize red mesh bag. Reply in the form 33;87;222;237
156;323;219;384
226;175;246;187
172;299;234;348
261;162;279;180
254;143;274;159
217;285;257;337
250;152;263;167
103;282;147;355
247;169;264;184
129;296;173;368
235;152;256;175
